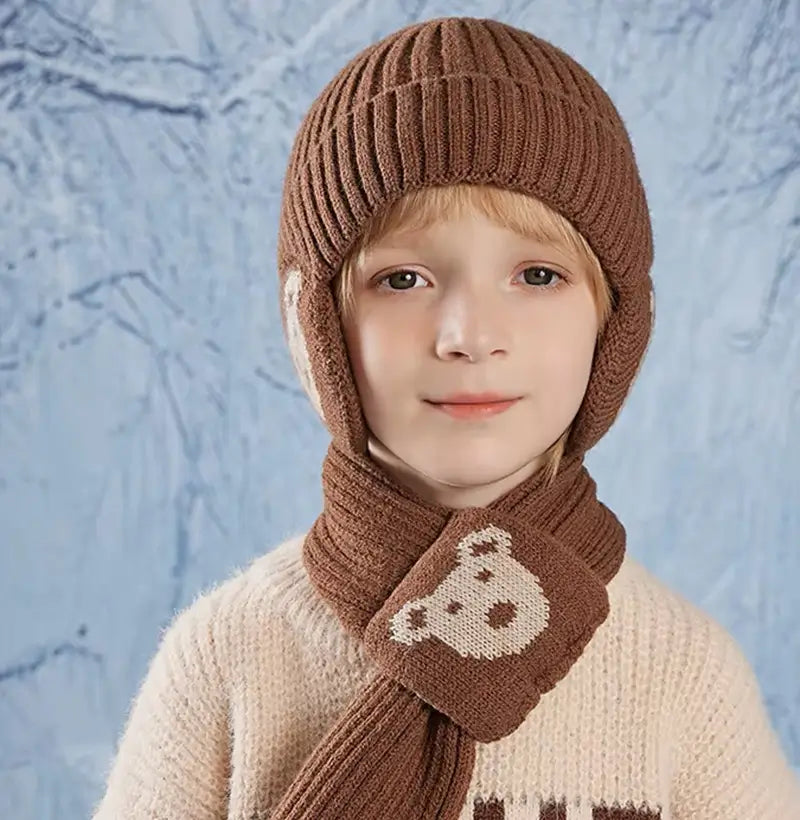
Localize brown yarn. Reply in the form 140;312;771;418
273;15;655;819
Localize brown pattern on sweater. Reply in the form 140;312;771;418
473;796;662;819
473;796;506;819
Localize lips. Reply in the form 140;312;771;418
428;392;518;404
424;394;521;420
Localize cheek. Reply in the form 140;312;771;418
523;301;598;394
340;316;372;405
343;312;416;408
532;349;594;413
556;322;597;377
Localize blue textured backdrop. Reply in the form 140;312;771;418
0;1;798;816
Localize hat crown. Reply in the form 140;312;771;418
286;17;631;162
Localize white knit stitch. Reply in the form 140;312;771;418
505;795;542;818
562;798;593;820
91;534;800;820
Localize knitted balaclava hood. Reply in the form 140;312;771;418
273;16;654;820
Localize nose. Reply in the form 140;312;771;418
434;284;510;362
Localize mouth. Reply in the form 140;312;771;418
424;394;521;420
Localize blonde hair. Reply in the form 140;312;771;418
333;184;614;485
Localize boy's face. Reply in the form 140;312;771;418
340;211;599;508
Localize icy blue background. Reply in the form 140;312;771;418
0;1;798;816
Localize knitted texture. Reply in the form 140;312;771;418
91;535;800;819
271;16;659;818
276;15;654;457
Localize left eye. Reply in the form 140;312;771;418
378;270;427;290
516;266;563;287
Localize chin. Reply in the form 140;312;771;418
412;440;543;488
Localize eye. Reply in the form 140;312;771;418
515;266;565;288
376;269;428;291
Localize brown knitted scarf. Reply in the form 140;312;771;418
269;442;625;819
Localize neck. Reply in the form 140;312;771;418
366;436;546;509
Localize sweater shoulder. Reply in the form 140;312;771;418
609;552;757;700
615;552;741;642
163;532;365;672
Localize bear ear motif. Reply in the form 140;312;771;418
455;525;513;565
282;267;324;419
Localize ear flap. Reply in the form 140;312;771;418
280;264;369;454
568;277;655;455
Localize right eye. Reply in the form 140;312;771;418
376;269;429;291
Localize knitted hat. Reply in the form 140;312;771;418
277;15;654;459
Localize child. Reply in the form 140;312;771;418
92;16;799;820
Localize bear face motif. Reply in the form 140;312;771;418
388;525;551;660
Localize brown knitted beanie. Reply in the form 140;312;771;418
277;15;654;459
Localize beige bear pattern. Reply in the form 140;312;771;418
389;525;551;660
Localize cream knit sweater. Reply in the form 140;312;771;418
92;534;800;820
